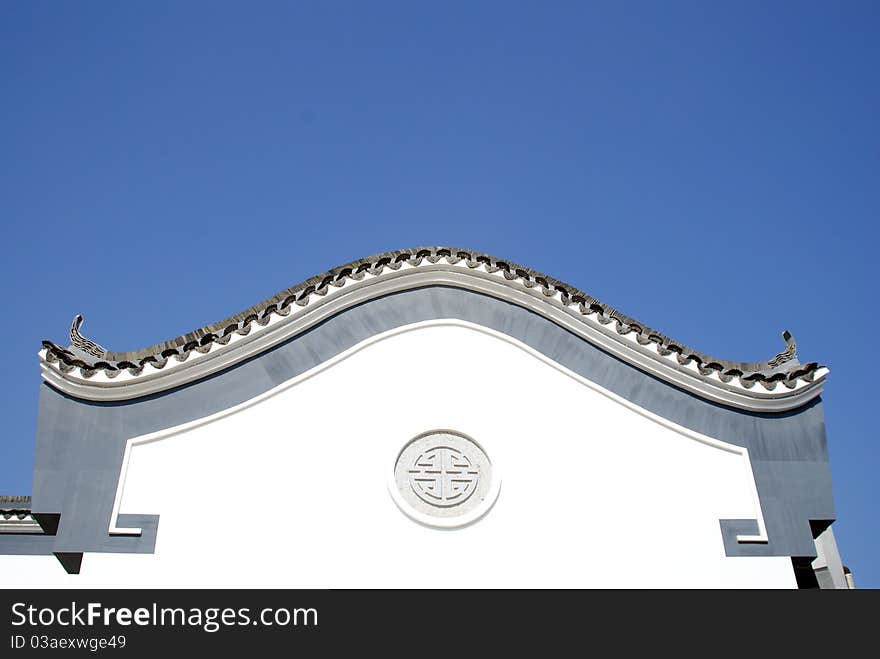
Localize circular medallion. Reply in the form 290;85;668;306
391;430;499;528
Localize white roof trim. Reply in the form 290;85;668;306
38;259;827;411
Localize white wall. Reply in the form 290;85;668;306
0;321;797;588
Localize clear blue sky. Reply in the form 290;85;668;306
1;2;877;587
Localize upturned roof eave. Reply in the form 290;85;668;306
38;246;827;406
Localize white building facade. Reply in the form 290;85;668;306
0;247;849;588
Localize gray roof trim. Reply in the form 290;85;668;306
0;496;31;507
38;247;827;409
0;497;41;534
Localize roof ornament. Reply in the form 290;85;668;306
68;314;107;360
767;330;798;370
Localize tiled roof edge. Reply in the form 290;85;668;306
40;246;824;391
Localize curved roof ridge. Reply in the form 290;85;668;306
39;246;825;400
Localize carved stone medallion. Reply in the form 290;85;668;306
393;430;494;523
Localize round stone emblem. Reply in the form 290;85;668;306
408;445;480;507
393;430;496;526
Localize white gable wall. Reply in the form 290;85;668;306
1;321;797;588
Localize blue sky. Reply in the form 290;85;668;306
1;2;877;586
